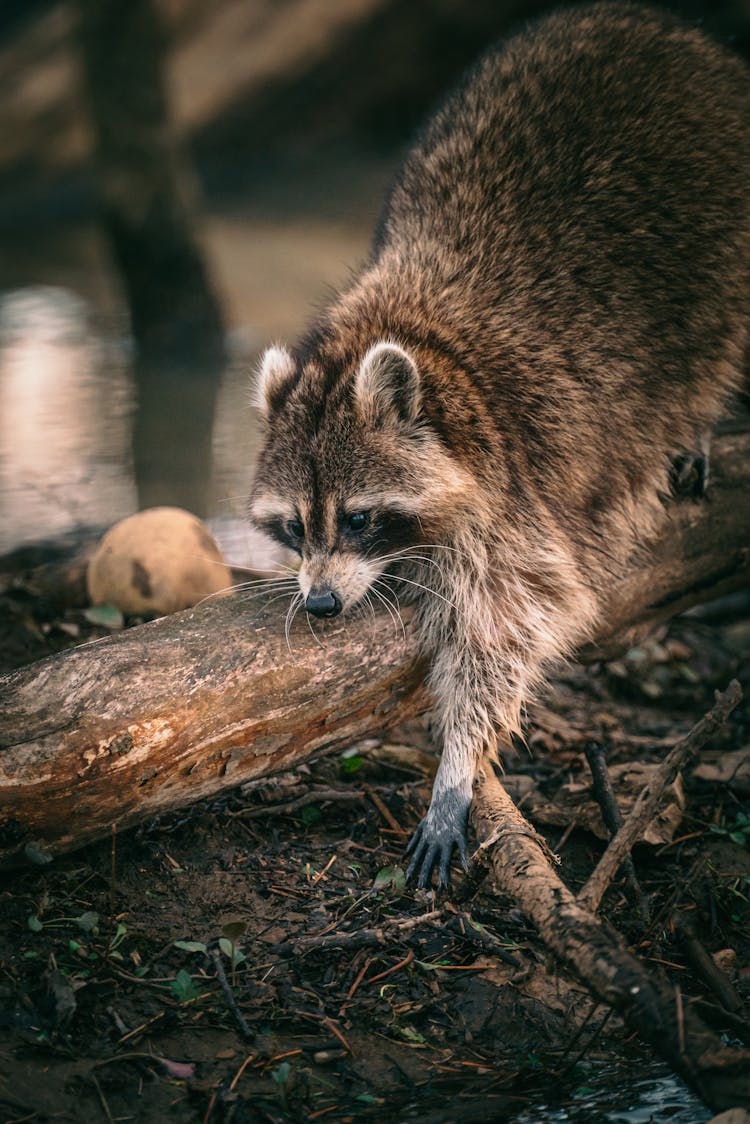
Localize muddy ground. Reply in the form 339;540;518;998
1;562;749;1123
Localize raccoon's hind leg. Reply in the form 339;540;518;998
668;428;712;500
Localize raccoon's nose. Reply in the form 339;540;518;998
305;588;342;618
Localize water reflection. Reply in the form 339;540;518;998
0;286;134;552
512;1062;711;1123
0;284;265;564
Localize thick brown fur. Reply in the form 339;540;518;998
249;3;750;886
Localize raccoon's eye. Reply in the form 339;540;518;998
347;511;369;532
287;518;304;539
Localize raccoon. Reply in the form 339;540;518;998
249;3;750;886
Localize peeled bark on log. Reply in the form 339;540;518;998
1;428;749;867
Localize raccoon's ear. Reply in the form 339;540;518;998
254;345;296;417
355;342;421;427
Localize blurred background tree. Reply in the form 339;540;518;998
75;0;226;515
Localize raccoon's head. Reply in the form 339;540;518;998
249;339;471;618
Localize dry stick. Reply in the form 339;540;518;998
211;948;254;1041
294;909;443;954
234;788;366;820
674;914;747;1017
470;768;750;1113
578;681;742;914
584;743;648;918
443;913;521;968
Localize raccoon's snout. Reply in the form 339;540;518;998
305;587;343;618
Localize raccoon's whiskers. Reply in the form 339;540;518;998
364;592;378;624
248;590;302;616
377;550;444;573
384;571;457;610
232;577;299;592
233;573;298;586
233;581;299;608
381;544;469;562
350;592;378;633
355;592;378;626
371;580;406;640
185;551;298;579
303;607;325;648
194;577;294;608
284;591;304;653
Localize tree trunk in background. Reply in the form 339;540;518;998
74;0;227;516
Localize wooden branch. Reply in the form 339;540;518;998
578;681;743;913
1;428;749;866
470;770;750;1113
0;604;427;866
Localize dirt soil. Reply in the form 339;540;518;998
0;561;749;1123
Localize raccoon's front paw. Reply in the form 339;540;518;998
405;787;472;889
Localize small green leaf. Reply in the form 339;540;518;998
373;866;406;893
340;755;364;774
170;969;200;1003
84;604;125;629
218;937;246;967
27;914;44;933
271;1061;291;1087
300;805;321;825
174;940;207;954
75;911;99;933
110;923;128;949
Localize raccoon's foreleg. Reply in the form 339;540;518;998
404;742;475;889
406;639;506;889
405;545;597;888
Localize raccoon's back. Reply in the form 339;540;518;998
374;2;750;356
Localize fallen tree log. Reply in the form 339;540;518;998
1;426;749;867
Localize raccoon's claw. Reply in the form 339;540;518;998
405;788;471;889
669;450;709;500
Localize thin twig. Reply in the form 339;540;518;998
211;948;254;1040
578;681;742;913
443;913;522;968
233;788;366;819
364;948;415;985
584;743;649;919
91;1076;115;1124
366;785;405;834
674;914;746;1016
295;909;443;954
